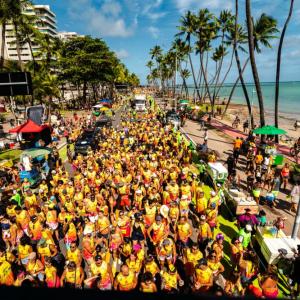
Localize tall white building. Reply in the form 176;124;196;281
58;32;84;42
0;4;57;63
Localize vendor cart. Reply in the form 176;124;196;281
207;162;228;184
255;226;300;264
224;188;259;216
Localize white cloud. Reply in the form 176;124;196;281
142;0;166;20
174;0;233;12
148;26;159;39
101;1;122;17
68;0;136;38
115;49;129;59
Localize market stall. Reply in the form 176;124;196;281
9;119;52;148
255;226;300;264
224;188;259;216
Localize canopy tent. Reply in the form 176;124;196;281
9;119;49;134
253;125;287;135
99;98;112;103
92;104;103;109
179;99;189;105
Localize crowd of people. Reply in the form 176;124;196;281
0;105;298;297
226;135;300;212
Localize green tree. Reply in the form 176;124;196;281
246;1;278;126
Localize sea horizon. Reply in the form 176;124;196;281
186;81;300;119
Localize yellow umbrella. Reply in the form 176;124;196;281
100;107;109;111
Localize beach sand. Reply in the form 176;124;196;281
219;103;299;144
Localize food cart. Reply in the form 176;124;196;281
255;226;300;264
207;162;228;184
224;188;259;216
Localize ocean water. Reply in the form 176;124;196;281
188;81;300;118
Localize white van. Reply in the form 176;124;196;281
134;94;147;111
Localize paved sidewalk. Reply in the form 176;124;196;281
209;117;294;162
181;118;298;237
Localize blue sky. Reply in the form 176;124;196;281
34;0;300;85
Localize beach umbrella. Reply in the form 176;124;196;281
179;99;189;104
253;125;287;135
100;107;109;111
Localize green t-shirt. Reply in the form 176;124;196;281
239;228;251;248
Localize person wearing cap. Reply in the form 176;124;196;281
89;255;113;290
195;191;208;215
208;190;220;209
133;189;144;210
193;258;213;292
212;233;224;262
207;250;225;287
114;264;137;291
28;215;43;245
147;214;169;246
60;261;84;288
179;194;190;219
157;237;176;268
238;224;253;249
206;202;218;234
82;225;96;266
237;208;258;229
197;215;212;253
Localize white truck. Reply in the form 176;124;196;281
134;94;147;112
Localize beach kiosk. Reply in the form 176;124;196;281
207;162;228;184
224;188;259;216
255;226;300;264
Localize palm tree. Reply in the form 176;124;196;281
149;45;163;89
275;0;294;138
177;11;201;100
231;0;254;127
246;1;273;127
180;68;191;98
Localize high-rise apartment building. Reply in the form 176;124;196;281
0;4;57;62
58;32;84;42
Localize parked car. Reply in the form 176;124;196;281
74;129;98;155
95;116;112;130
166;111;180;130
